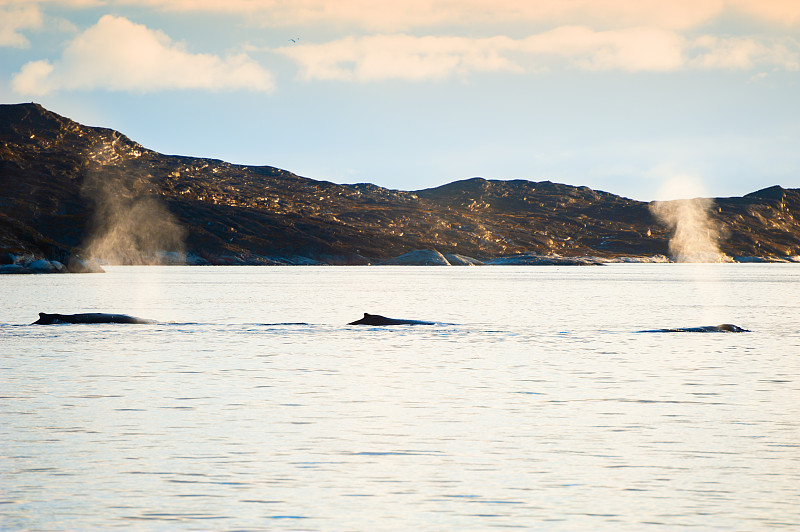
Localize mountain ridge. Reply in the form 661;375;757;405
1;102;799;266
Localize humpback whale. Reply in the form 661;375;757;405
643;324;749;333
33;312;154;325
348;313;434;326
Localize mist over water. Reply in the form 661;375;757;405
81;141;186;265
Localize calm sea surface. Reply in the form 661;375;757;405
1;264;799;530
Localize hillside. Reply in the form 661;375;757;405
1;103;799;266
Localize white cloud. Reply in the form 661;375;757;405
278;34;521;81
690;35;800;71
277;26;800;83
727;0;800;26
9;0;800;32
0;4;42;47
11;14;274;95
100;0;726;31
0;0;104;7
11;60;54;94
277;27;686;81
520;26;685;71
9;1;797;91
75;0;800;31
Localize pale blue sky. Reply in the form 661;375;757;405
2;0;799;200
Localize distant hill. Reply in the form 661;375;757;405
1;102;799;265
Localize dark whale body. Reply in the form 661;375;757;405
644;324;749;333
348;313;434;326
33;312;154;325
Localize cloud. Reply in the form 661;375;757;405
11;15;274;95
277;28;685;81
10;1;797;90
690;35;800;70
58;0;798;31
520;26;685;71
0;0;105;7
278;34;522;81
94;0;726;31
728;0;800;25
12;0;800;32
0;4;42;47
277;26;800;82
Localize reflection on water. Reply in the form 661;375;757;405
1;265;799;530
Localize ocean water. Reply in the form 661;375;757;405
1;264;799;530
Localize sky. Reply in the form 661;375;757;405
1;0;799;201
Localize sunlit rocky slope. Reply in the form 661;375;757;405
2;102;799;266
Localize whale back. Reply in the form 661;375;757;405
348;313;391;325
33;312;153;325
34;312;57;324
641;323;750;333
348;313;434;326
717;323;747;332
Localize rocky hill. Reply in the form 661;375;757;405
1;102;799;266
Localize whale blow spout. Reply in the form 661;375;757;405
348;313;434;326
33;312;154;325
